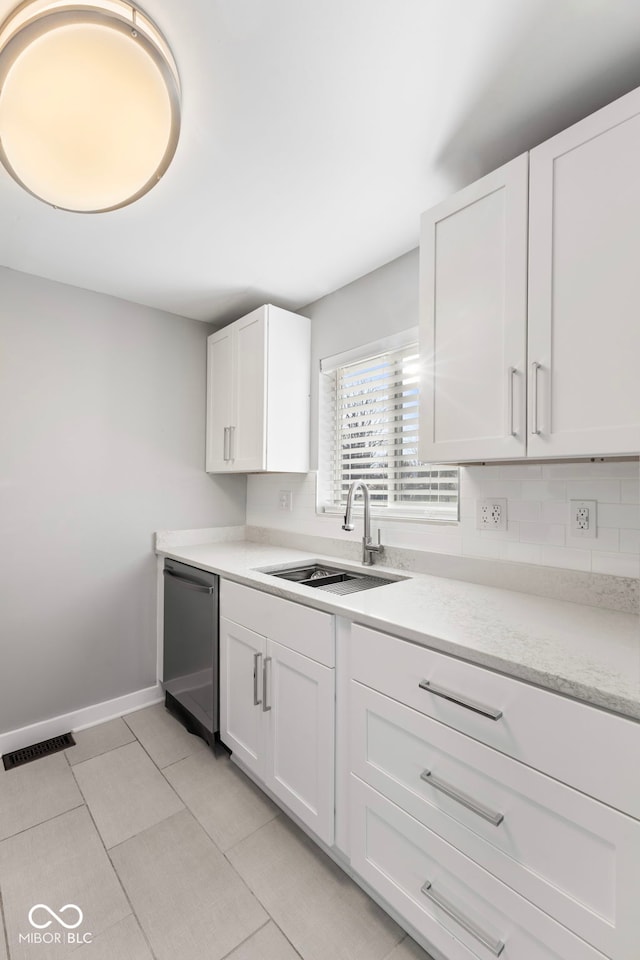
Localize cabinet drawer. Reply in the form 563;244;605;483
350;776;605;960
351;681;640;959
221;580;334;666
351;624;640;817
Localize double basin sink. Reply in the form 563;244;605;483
257;562;407;596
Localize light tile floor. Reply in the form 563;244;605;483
0;706;434;960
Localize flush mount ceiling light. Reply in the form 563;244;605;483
0;0;180;212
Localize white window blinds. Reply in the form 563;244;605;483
321;342;458;520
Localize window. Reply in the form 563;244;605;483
319;334;459;521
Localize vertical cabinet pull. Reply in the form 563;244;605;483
229;424;236;460
253;652;262;706
262;656;272;711
531;361;541;435
223;426;230;461
507;367;517;437
421;881;505;956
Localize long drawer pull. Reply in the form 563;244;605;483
253;653;262;706
418;680;503;721
421;881;505;956
420;769;504;827
262;656;272;712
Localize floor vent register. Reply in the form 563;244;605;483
2;732;76;771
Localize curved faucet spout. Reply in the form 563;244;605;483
341;481;383;566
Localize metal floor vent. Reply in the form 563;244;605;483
2;732;76;771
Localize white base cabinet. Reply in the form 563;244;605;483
350;777;605;960
348;624;640;960
219;582;335;846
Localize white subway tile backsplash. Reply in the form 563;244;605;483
247;463;640;579
519;522;566;546
542;460;640;479
503;542;542;564
541;501;570;524
458;497;476;519
538;545;592;572
566;479;621;502
620;529;640;555
591;553;640;578
459;473;522;500
497;464;543;480
566;527;619;553
621;479;640;503
479;520;520;541
506;500;542;523
520;480;567;501
598;503;640;530
461;535;504;560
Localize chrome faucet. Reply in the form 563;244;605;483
342;481;384;566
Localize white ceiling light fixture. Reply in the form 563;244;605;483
0;0;180;212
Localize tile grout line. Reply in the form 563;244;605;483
216;918;271;960
67;737;161;960
0;791;85;846
65;735;136;769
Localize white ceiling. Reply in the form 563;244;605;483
2;0;640;324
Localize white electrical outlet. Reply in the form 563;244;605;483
570;499;597;538
476;498;508;531
279;489;293;512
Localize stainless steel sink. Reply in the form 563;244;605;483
257;562;408;596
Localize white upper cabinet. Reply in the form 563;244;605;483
420;85;640;462
419;154;529;463
206;304;311;473
528;87;640;457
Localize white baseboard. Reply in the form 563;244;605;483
0;683;164;757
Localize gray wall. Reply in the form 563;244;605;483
305;249;419;469
0;267;245;734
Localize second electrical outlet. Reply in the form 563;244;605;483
476;498;508;531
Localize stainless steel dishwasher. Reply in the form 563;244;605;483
162;559;219;746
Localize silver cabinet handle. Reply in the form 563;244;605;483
229;424;236;460
507;367;517;437
223;426;230;461
421;881;505;956
253;652;262;706
420;769;504;827
531;361;541;435
418;680;503;721
262;656;272;712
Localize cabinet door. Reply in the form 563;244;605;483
219;617;266;779
264;638;335;846
231;308;267;471
205;326;234;472
419;154;528;463
528;87;640;457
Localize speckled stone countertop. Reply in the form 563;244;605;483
157;539;640;722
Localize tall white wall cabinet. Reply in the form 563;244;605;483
420;85;640;463
206;304;311;473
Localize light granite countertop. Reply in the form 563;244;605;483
157;539;640;722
